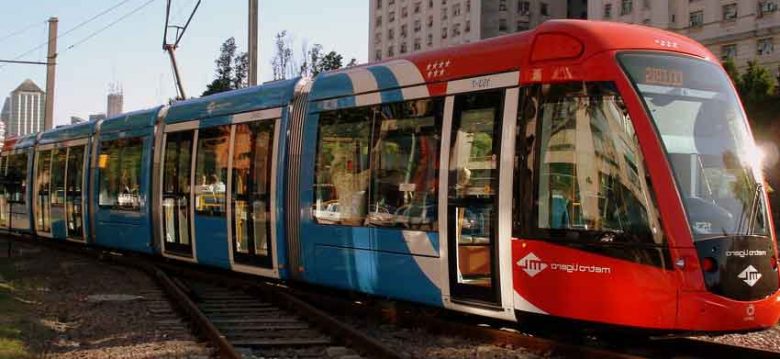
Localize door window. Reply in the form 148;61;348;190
66;146;85;239
35;150;52;232
163;131;194;254
194;126;230;216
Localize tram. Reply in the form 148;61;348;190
1;20;778;332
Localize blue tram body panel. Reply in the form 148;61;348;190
92;108;161;254
298;64;444;307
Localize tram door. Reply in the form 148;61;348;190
447;90;504;304
230;120;276;268
35;149;52;235
162;131;195;256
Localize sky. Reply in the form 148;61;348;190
0;0;368;126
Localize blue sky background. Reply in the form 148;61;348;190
0;0;368;126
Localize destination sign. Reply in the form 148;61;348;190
643;67;684;87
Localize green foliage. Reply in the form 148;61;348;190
203;37;249;96
739;60;776;104
722;58;740;86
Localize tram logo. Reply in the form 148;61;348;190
738;265;762;287
518;253;547;277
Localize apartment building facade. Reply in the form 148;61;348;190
588;0;780;75
1;79;46;137
369;0;569;62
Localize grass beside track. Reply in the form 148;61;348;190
0;246;54;359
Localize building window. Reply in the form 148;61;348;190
388;45;395;57
689;11;703;27
518;0;530;15
389;0;395;5
442;8;448;20
604;4;612;18
721;44;737;60
401;24;408;38
465;20;471;32
402;6;408;18
427;15;434;27
376;16;382;26
441;0;447;5
453;23;461;36
453;3;461;16
414;19;422;32
517;20;529;31
427;33;433;45
499;0;508;11
389;11;396;22
722;3;737;21
377;0;382;9
375;49;382;61
414;1;421;13
375;32;382;44
540;2;549;16
499;18;508;32
758;38;774;56
429;0;433;8
414;37;422;50
466;0;471;12
621;0;632;15
759;1;778;17
401;42;408;54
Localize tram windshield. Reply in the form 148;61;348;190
619;53;769;240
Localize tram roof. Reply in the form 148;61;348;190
100;107;162;134
310;19;713;101
165;78;300;124
38;120;97;145
2;133;37;151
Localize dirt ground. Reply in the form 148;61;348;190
0;237;210;358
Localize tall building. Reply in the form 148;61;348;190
588;0;780;74
2;79;46;137
107;83;123;118
369;0;570;62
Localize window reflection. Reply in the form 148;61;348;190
534;82;663;245
35;150;51;231
50;148;67;206
314;108;373;225
194;126;230;216
98;137;144;210
65;146;85;238
232;120;275;265
313;98;443;230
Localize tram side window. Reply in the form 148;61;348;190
194;125;230;216
518;82;663;245
6;153;27;204
98;137;144;210
50;148;67;206
369;98;443;230
314;107;373;225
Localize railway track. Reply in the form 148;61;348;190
6;237;778;359
152;264;403;359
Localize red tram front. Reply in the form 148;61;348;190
507;22;780;332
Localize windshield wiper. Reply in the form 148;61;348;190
743;182;763;236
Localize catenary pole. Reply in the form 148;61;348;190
248;0;258;86
44;17;58;131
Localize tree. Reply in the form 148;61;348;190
203;37;249;96
233;52;249;89
722;58;740;87
271;31;293;80
739;60;776;104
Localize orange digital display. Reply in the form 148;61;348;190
644;67;684;87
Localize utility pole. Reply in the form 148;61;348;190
248;0;258;86
44;17;58;131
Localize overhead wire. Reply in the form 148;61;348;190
66;0;158;51
0;20;46;45
0;0;150;69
